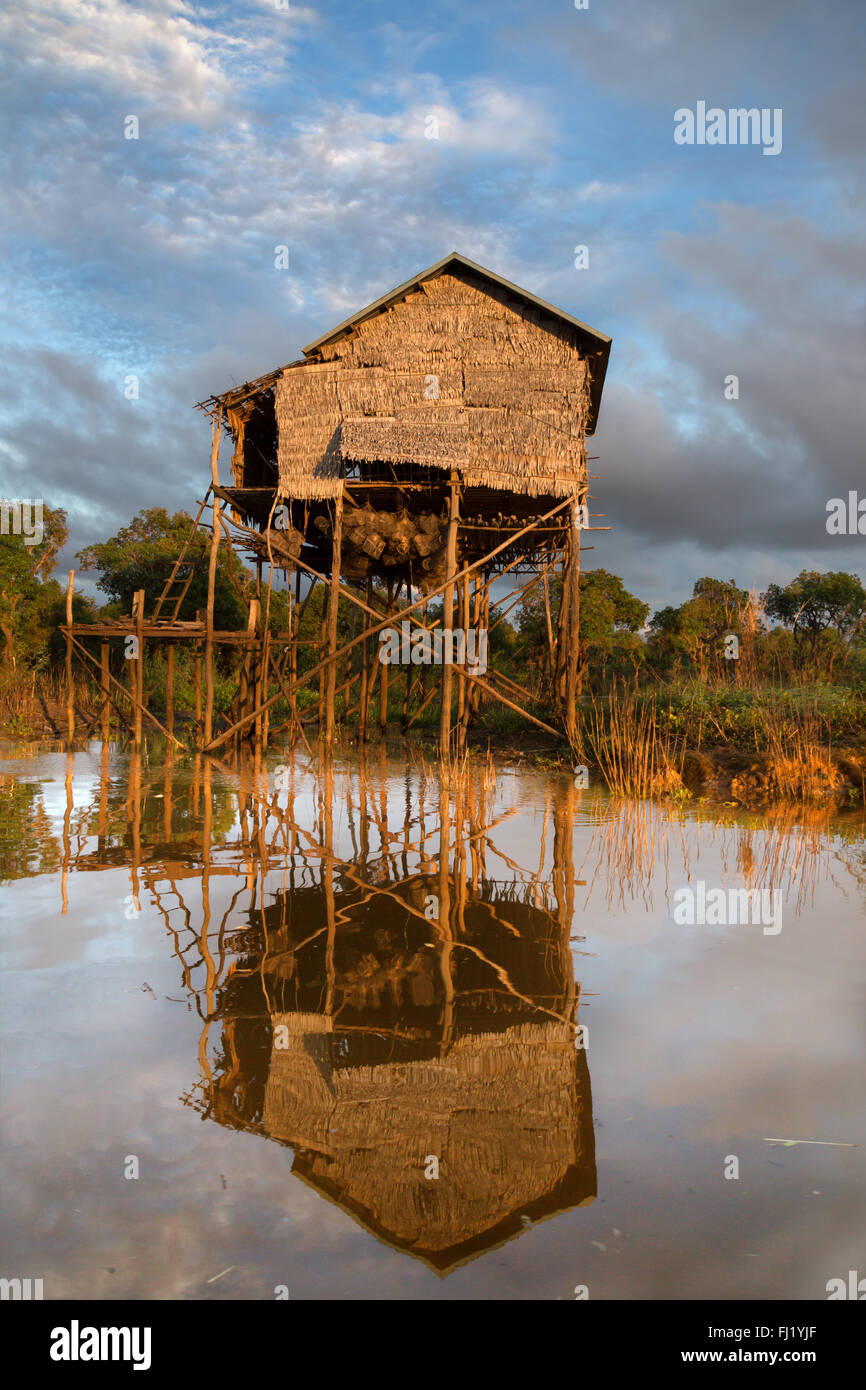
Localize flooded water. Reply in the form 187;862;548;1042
1;740;864;1300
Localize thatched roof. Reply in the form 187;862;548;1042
263;1015;595;1271
302;251;610;425
202;253;611;503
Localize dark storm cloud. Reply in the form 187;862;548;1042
0;0;862;615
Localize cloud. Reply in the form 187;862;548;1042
0;0;862;613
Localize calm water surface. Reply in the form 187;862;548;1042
1;740;864;1299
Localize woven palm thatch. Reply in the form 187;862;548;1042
274;266;596;499
262;1015;593;1261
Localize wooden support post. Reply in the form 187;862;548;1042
100;640;110;742
165;642;175;738
325;491;343;744
318;613;327;736
379;579;393;735
401;578;413;732
456;568;469;741
258;623;269;751
133;588;145;744
241;599;260;742
202;498;574;754
554;546;570;704
65;631;183;747
65;570;75;741
542;565;555;678
564;494;582;743
290;571;301;688
439;471;460;756
204;411;223;747
359;576;373;741
194;644;202;728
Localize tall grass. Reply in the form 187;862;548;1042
758;696;842;801
0;668;100;737
575;684;687;798
0;669;40;734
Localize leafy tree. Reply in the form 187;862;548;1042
762;570;866;664
519;568;648;684
648;578;752;680
77;507;251;631
0;505;73;668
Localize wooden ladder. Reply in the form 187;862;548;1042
152;491;211;622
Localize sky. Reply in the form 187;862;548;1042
1;0;864;613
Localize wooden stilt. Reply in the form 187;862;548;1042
325;491;343;744
359;576;373;740
564;494;582;743
439;471;460;756
318;613;327;736
260;628;271;751
165;642;175;738
204;412;223;747
65;632;182;746
456;568;469;742
99;639;110;742
542;565;555;678
253;601;263;742
65;570;75;742
554;546;570;705
401;578;413;732
379;579;393;735
194;644;202;729
202;498;573;754
132;588;144;745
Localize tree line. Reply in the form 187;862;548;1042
2;505;865;695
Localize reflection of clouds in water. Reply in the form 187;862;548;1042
1;744;864;1297
571;795;866;921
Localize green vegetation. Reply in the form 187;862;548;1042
1;502;863;800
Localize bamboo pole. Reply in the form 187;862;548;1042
325;491;343;744
64;632;184;748
379;578;393;735
359;576;373;740
194;645;202;728
466;672;561;738
100;639;111;742
133;588;145;744
456;568;469;744
65;570;75;741
165;642;175;738
439;471;460;755
318;613;327;736
203;497;573;752
203;411;223;747
564;495;582;742
542;565;555;677
401;578;413;732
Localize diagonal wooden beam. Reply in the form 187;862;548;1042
203;496;574;750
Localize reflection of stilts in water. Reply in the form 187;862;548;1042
61;751;74;914
165;751;597;1272
577;794;860;919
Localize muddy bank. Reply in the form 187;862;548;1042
679;746;866;805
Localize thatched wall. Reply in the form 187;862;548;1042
262;1015;591;1257
275;271;592;499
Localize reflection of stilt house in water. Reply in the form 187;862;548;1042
187;777;596;1273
